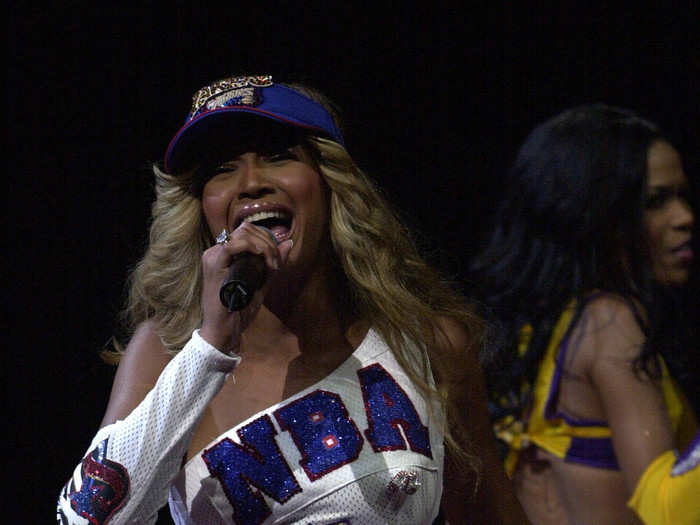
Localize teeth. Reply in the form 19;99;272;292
242;210;290;224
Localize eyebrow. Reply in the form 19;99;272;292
648;182;688;190
646;183;690;199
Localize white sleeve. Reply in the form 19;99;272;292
56;330;241;525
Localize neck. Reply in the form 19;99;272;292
247;251;360;360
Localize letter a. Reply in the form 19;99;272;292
358;363;432;458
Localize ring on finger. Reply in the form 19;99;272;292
216;229;230;245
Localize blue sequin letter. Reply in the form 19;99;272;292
202;415;301;525
275;390;363;481
359;363;432;458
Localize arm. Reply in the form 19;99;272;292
586;297;675;493
438;319;530;524
56;322;241;525
56;225;292;524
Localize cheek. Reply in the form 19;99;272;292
201;191;231;234
644;213;666;250
290;170;329;222
646;223;662;248
306;183;331;234
643;215;669;275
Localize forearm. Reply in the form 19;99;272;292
56;330;240;524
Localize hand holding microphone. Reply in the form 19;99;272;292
218;226;279;312
200;223;291;353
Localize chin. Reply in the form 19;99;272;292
654;270;690;287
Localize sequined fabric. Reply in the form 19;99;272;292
169;329;445;525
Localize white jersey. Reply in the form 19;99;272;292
169;328;445;525
57;331;241;525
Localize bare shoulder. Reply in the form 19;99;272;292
581;293;643;330
433;316;481;382
100;319;173;427
436;316;531;523
433;316;488;411
575;295;673;491
436;316;474;349
573;293;646;365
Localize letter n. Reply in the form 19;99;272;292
202;415;301;525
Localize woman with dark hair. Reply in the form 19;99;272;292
56;75;527;524
469;104;697;524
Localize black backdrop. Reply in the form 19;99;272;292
7;4;699;523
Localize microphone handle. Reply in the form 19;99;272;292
219;253;268;312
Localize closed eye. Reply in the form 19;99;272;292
213;161;241;174
645;191;669;210
196;163;238;190
646;185;691;210
263;150;299;164
198;147;301;185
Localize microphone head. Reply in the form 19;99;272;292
218;225;278;312
220;281;253;312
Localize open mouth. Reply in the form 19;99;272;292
238;209;293;241
670;241;694;261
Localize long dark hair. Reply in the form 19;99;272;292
468;103;692;418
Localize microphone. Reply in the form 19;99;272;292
219;226;278;312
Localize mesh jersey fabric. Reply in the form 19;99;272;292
168;328;445;525
57;331;241;525
494;299;698;477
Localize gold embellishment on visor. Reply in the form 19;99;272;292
190;75;273;116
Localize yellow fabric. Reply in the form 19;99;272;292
627;447;700;525
499;300;606;475
660;363;698;451
496;299;698;477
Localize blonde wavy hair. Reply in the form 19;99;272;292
110;83;484;475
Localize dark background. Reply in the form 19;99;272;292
7;4;698;523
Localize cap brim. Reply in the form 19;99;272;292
165;108;328;174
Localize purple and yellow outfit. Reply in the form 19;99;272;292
628;430;700;524
494;299;698;478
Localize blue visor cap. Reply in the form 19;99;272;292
164;76;344;173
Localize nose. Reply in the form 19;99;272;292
671;196;694;231
236;153;274;200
